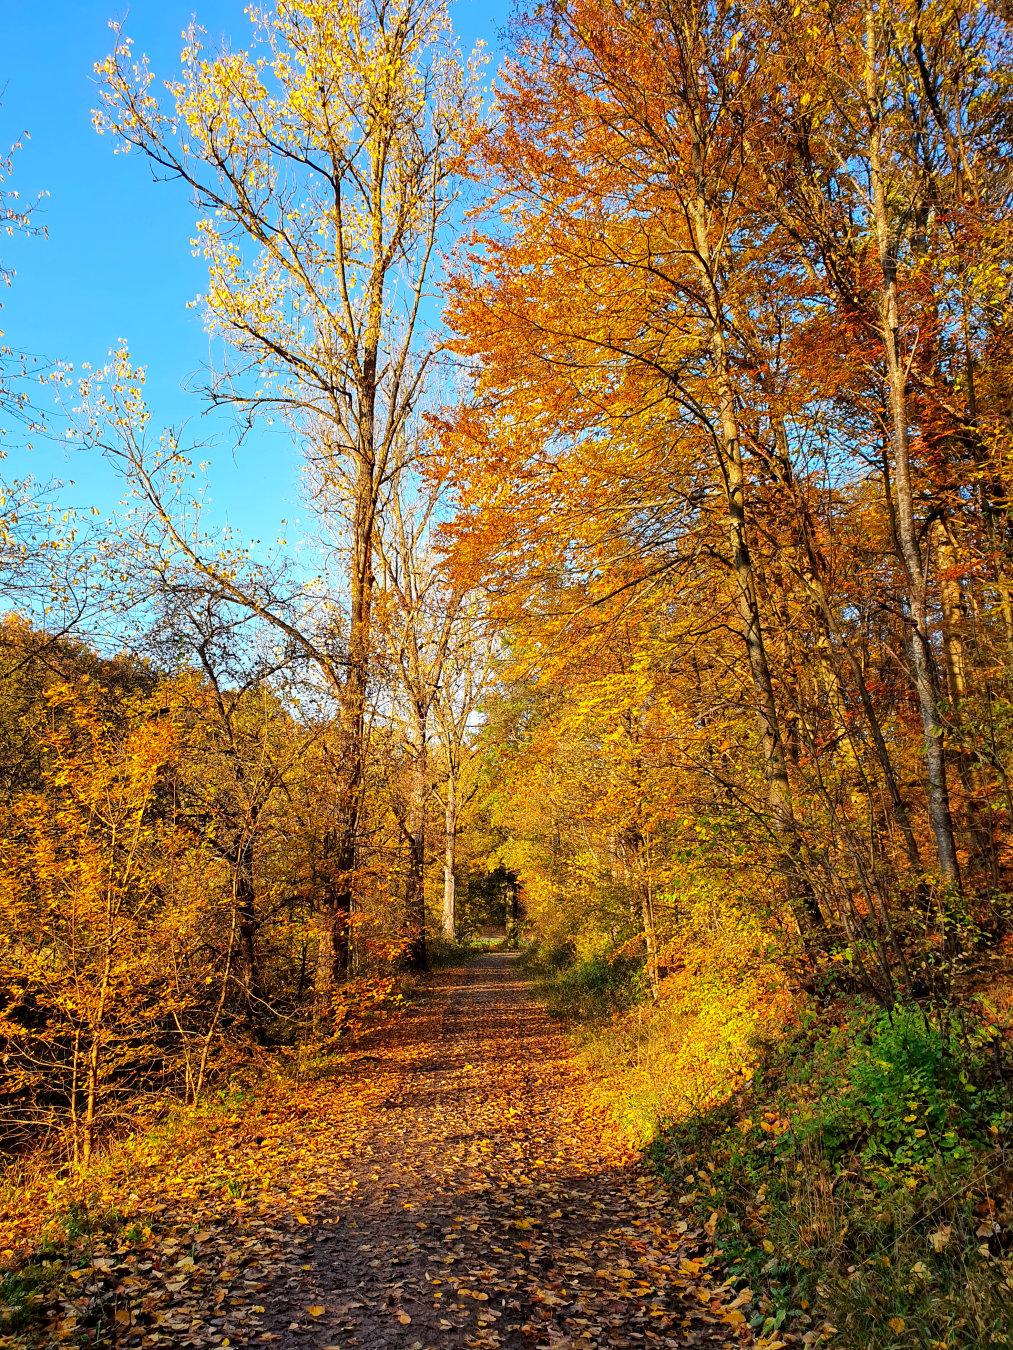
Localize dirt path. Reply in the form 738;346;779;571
248;952;749;1350
17;954;754;1349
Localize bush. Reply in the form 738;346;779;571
650;1003;1013;1348
426;936;479;969
538;950;647;1022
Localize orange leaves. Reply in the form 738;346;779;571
0;670;225;1159
3;952;758;1348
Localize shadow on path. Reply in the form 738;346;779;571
248;953;749;1350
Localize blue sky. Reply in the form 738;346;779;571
1;0;511;546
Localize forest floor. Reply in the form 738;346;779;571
2;952;762;1349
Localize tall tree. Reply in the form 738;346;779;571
95;0;481;1009
445;0;826;933
377;481;463;968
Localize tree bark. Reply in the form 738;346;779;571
234;834;262;1039
865;6;961;891
316;349;379;1011
687;191;824;934
765;423;925;878
404;723;429;971
442;765;457;942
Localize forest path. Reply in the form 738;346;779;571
248;951;750;1350
24;954;755;1349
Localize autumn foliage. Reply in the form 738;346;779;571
1;0;1012;1345
442;0;1013;1004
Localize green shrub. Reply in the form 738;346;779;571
536;949;647;1021
521;939;577;974
554;953;646;1020
426;935;479;969
650;1002;1013;1348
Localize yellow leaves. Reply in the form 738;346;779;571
927;1224;952;1252
724;29;744;59
96;0;479;402
5;951;776;1348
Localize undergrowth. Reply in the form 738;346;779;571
538;937;1013;1348
526;941;648;1021
0;1192;140;1342
426;935;481;968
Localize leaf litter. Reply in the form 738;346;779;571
2;953;772;1348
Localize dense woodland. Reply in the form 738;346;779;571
2;0;1013;1346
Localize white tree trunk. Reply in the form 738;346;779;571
442;769;457;941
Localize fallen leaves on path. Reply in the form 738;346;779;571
3;954;766;1348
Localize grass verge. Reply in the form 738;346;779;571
534;942;1013;1347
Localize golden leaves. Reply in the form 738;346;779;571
6;953;756;1348
96;0;483;405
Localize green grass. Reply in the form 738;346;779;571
0;1199;137;1343
535;936;1013;1345
0;1264;51;1335
648;1003;1013;1348
527;945;648;1022
426;935;482;968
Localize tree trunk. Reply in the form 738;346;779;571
504;873;520;948
641;882;660;1000
936;522;968;704
235;834;262;1039
442;766;457;942
404;727;429;971
687;193;823;934
316;407;377;1015
766;423;924;878
865;6;961;891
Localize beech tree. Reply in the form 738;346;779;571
433;594;493;943
443;0;1013;993
377;481;463;967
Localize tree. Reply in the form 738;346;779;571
150;584;321;1038
94;0;482;1010
377;479;465;967
443;0;828;933
0;112;45;425
0;675;183;1163
433;594;493;943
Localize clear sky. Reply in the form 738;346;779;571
0;0;511;546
